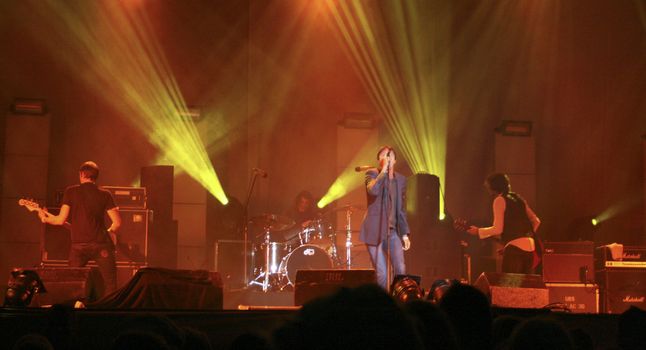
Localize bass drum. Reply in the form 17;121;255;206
280;244;333;285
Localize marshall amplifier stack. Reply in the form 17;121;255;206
542;241;599;313
595;244;646;314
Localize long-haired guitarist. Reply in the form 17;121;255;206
39;161;121;295
466;173;540;274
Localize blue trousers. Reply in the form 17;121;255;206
367;232;406;289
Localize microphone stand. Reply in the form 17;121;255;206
383;162;392;294
243;171;260;287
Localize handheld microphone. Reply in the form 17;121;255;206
252;167;268;178
355;165;372;172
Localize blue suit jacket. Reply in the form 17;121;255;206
359;169;410;246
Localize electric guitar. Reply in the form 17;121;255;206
18;198;122;252
452;217;475;234
453;215;543;269
18;198;72;230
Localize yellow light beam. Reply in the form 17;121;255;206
318;138;377;208
29;1;228;204
325;0;450;216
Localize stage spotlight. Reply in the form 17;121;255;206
390;275;423;303
427;279;459;304
3;269;46;307
591;218;599;226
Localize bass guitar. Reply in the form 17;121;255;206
18;198;72;230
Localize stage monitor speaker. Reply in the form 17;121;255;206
27;267;104;306
542;241;594;283
474;272;548;309
596;269;646;314
546;283;599;313
39;260;139;290
294;269;376;306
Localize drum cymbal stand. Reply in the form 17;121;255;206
344;207;353;269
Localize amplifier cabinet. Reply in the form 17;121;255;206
596;269;646;314
102;186;147;209
542;241;594;283
114;209;150;264
545;283;599;313
595;245;646;270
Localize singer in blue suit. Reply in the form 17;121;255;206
359;146;411;289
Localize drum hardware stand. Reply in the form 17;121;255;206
344;207;353;269
249;228;273;292
243;169;264;287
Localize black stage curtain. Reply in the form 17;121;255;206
89;267;223;310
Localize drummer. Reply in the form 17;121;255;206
286;190;318;229
282;190;319;244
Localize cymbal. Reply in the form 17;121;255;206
250;213;295;232
333;204;365;212
334;229;360;234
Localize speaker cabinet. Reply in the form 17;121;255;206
405;174;461;288
546;283;599;313
597;269;646;314
140;166;177;269
28;267;104;306
294;269;376;306
406;173;439;233
474;272;548;308
542;241;594;283
140;166;174;221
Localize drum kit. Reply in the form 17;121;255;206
248;206;361;291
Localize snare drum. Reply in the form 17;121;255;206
279;244;333;285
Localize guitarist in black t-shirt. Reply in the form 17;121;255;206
39;161;121;294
